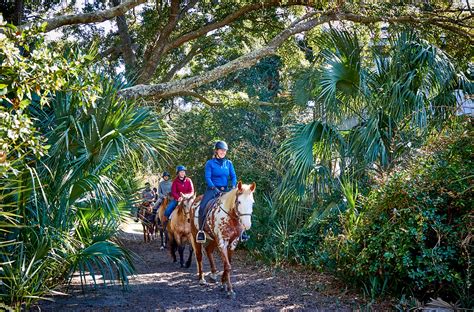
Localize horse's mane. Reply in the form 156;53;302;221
221;185;252;212
221;188;238;212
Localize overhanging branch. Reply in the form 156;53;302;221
23;0;146;32
118;11;473;100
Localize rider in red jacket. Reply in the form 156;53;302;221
171;174;193;201
163;165;194;221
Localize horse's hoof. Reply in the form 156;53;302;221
180;264;184;268
227;290;236;299
199;278;207;285
209;273;218;282
220;284;227;292
160;246;164;250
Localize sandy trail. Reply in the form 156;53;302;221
35;218;363;311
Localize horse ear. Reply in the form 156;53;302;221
250;182;256;192
237;181;242;192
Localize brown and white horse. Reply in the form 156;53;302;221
190;181;255;298
168;192;196;268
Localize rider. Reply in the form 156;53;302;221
163;165;194;223
142;182;155;204
197;141;243;243
136;182;155;221
152;171;172;219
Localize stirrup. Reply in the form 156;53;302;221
196;230;206;243
240;231;250;242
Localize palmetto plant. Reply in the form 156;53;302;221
283;29;472;199
0;77;174;310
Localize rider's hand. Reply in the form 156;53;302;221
178;196;183;201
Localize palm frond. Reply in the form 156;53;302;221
278;120;345;197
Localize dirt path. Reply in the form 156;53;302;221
35;219;365;311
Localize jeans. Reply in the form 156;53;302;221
164;200;178;218
198;187;227;229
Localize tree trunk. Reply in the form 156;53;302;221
112;0;137;74
13;0;24;25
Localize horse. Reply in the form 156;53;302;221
138;201;155;242
155;196;170;249
167;192;196;268
190;181;256;299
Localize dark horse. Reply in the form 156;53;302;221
190;181;256;298
138;201;155;242
167;192;195;268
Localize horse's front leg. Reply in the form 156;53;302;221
205;242;218;282
178;245;185;268
217;242;235;299
159;228;165;249
142;224;147;242
185;244;193;268
190;235;205;284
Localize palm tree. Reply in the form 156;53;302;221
0;77;175;310
283;29;472;199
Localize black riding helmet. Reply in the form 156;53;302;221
214;141;228;151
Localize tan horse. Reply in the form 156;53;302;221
190;181;256;298
138;201;154;242
168;192;196;268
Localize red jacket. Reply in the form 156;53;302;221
171;177;194;201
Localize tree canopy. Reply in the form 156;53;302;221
3;0;472;102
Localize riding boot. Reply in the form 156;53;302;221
196;207;206;243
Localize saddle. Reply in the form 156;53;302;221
204;198;218;216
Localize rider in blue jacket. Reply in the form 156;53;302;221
197;141;249;243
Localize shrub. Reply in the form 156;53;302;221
324;117;473;305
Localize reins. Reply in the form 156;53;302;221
218;191;252;219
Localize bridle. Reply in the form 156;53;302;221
179;197;194;222
234;192;253;217
218;191;252;219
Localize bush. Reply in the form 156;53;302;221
323;118;473;305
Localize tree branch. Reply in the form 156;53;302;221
139;0;190;83
118;11;474;100
24;0;146;32
162;44;202;83
119;13;333;99
138;0;320;84
112;0;137;71
341;12;473;41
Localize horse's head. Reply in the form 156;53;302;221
179;192;196;216
235;181;256;230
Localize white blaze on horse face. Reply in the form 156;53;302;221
238;191;254;230
181;193;195;214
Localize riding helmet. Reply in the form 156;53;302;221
176;165;186;174
214;141;228;151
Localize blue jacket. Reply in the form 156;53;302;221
204;158;237;189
